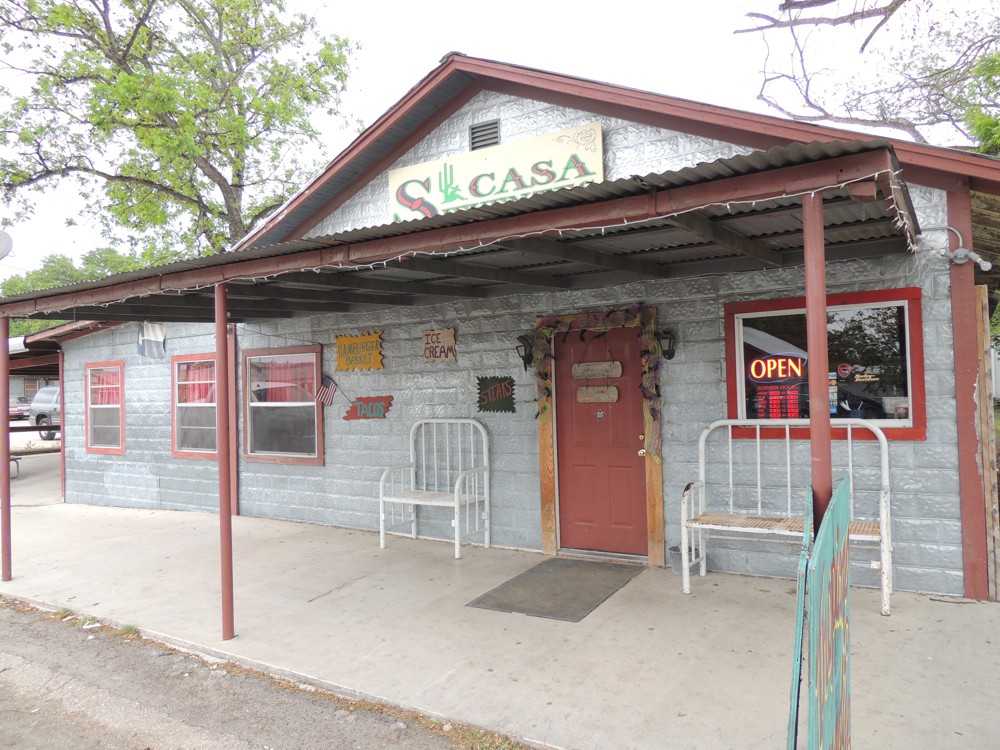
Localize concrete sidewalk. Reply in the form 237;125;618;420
1;502;998;749
8;452;62;504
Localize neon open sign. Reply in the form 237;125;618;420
748;355;806;383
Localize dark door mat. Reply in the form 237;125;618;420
467;557;643;622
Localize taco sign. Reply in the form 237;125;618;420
388;122;604;221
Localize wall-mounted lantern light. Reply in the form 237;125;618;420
515;334;534;371
659;329;677;360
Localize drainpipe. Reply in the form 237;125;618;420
803;193;833;528
1;317;10;581
215;284;235;640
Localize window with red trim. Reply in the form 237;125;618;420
173;355;217;458
85;361;125;454
242;346;323;464
725;288;926;440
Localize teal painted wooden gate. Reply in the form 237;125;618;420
788;477;852;749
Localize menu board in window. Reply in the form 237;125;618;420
747;354;806;419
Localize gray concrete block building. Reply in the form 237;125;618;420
3;54;999;604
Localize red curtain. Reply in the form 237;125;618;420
90;367;121;406
178;361;215;403
259;356;314;402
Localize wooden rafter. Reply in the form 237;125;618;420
667;212;783;267
226;284;412;307
271;271;487;298
395;257;573;288
504;237;673;278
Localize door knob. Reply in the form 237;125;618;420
637;448;647;457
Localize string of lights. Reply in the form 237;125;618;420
39;166;931;316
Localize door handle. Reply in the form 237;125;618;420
637;448;647;457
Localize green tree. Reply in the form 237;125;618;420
967;51;1000;156
0;0;353;258
1;245;146;335
741;1;1000;148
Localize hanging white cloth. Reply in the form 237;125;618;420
137;321;167;358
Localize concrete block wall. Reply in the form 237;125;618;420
653;220;964;595
59;240;962;594
63;323;220;513
234;303;543;550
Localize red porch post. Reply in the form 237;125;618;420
803;193;833;527
1;316;10;581
948;185;990;600
215;284;235;640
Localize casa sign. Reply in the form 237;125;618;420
388;122;604;221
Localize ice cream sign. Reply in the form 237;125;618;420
748;355;806;383
388;122;604;221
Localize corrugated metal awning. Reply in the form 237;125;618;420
0;141;919;324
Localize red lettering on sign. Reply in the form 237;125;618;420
395;179;438;218
344;396;394;421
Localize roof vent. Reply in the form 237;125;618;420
470;120;500;151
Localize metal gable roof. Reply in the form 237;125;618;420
235;53;1000;258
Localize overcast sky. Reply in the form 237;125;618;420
0;1;785;280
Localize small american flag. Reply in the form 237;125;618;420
316;375;338;406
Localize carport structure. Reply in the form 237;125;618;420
0;55;998;638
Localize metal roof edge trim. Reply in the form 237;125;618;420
453;54;1000;177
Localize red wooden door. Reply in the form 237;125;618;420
555;326;648;555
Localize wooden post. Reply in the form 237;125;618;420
975;284;999;600
803;193;833;528
216;284;235;640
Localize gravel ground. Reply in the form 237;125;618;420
0;596;529;750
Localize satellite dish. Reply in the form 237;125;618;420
0;230;11;260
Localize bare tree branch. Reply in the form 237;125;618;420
741;2;998;145
739;0;909;39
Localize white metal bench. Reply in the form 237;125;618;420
379;419;490;558
680;418;892;614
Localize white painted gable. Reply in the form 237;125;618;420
305;90;755;238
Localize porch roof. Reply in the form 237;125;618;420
0;140;918;324
3;321;118;377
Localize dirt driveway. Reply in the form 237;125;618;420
0;597;528;750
